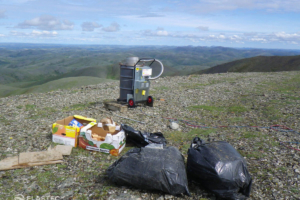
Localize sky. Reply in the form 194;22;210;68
0;0;300;49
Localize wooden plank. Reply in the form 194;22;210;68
18;160;63;167
0;156;19;171
19;150;63;164
0;156;64;171
52;145;73;155
0;157;63;171
0;145;71;171
104;100;128;113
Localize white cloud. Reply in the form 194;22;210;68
31;30;58;37
140;29;300;45
143;28;169;37
10;30;58;37
196;26;209;31
219;34;226;39
10;30;27;36
16;15;74;30
209;31;300;44
0;34;5;37
207;34;226;40
81;22;101;32
261;32;300;44
139;13;165;18
229;35;243;41
273;32;300;40
157;30;168;36
102;22;120;32
180;0;300;13
250;38;267;42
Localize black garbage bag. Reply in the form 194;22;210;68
187;137;252;200
107;146;190;196
121;124;167;147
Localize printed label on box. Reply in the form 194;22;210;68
52;135;75;146
78;128;126;156
142;68;152;76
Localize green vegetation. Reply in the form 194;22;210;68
0;115;9;125
188;104;249;114
254;73;300;122
242;151;265;159
228;105;248;113
228;117;244;123
29;107;57;119
242;131;258;139
62;102;96;111
274;75;300;92
1;68;299;199
188;105;225;112
1;44;300;98
0;76;116;98
261;105;281;121
154;86;169;90
291;188;299;194
198;55;300;74
25;104;36;110
179;82;208;89
165;128;216;153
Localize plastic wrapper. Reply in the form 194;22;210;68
187;137;252;200
68;119;83;128
107;146;190;196
121;124;167;147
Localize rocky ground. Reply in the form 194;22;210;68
0;71;299;200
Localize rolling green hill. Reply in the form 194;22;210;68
0;84;22;97
1;44;300;84
197;55;300;74
0;77;115;97
23;76;115;94
1;43;300;98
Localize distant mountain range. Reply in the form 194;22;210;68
0;43;300;97
197;55;300;74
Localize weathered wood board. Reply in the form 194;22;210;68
19;150;63;164
103;100;128;113
0;145;72;171
50;145;73;156
0;156;63;171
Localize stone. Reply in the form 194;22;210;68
164;194;174;199
25;181;39;193
61;190;74;198
169;122;179;130
0;71;299;200
157;196;164;200
57;177;74;189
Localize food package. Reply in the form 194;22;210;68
99;117;116;133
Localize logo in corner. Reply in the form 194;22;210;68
14;194;24;200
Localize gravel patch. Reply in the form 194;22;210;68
0;71;299;199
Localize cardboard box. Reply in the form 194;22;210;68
78;122;126;156
52;115;96;147
100;117;116;133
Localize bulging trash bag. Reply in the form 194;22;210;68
107;146;190;196
121;124;167;147
187;137;252;200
